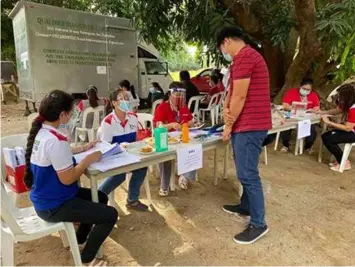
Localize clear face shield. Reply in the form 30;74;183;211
169;88;186;111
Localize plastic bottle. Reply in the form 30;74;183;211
182;123;189;143
154;122;169;152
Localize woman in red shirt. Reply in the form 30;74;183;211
321;83;355;172
153;83;196;196
280;78;320;153
200;74;224;108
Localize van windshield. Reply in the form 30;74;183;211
145;61;168;75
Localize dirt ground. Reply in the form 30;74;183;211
1;101;355;266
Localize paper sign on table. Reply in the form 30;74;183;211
297;119;311;139
177;144;203;175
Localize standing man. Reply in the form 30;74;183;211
217;27;271;244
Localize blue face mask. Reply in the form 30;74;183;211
300;88;311;96
149;87;156;94
222;52;232;62
118;100;132;113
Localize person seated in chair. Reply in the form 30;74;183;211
199;74;225;109
153;83;196;196
98;89;148;211
319;82;355;172
280;78;320;153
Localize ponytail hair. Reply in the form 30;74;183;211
24;90;74;188
86;85;99;108
119;79;137;99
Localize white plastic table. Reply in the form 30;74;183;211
84;136;229;203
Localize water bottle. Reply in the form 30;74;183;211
154;122;168;152
182;123;189;143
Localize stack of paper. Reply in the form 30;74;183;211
74;141;122;163
89;152;141;172
3;147;26;168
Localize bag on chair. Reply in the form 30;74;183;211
137;121;152;141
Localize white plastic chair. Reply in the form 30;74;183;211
1;183;82;266
188;95;205;123
75;106;105;143
199;93;220;126
215;92;226;124
1;134;29;204
27;112;39;130
339;143;355;173
151;99;163;115
137;113;154;132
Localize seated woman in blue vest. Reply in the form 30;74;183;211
98;89;148;211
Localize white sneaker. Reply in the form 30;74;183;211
159;189;169;197
178;175;189;190
280;146;289;153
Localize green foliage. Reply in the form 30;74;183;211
162;43;201;72
316;0;355;82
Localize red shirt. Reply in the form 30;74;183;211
153;101;193;129
210;82;224;96
283;88;320;109
347;104;355;131
229;45;271;132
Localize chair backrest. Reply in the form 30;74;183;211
1;182;24;235
151;99;163;115
27;112;39;130
207;93;220;109
81;106;105;129
137;113;154;131
188;95;205;115
1;134;29;180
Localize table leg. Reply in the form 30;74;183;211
223;145;228;180
213;148;218;185
274;132;280;151
318;123;327;163
300;138;304;155
89;178;103;257
170;160;176;191
295;139;299;156
90;178;99;202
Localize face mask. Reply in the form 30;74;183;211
149;87;156;94
118;100;132;112
300;88;310;96
222;52;232;62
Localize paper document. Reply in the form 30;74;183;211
74;141;122;163
177;144;203;175
297;119;311;139
89;152;141;172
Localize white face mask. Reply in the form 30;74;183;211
149;87;156;94
222;52;232;62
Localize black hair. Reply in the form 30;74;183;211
216;26;245;48
179;70;191;82
119;79;137;99
24;90;74;188
105;88;125;114
210;74;219;85
169;81;185;89
300;78;313;86
337;82;355;121
86;85;99;108
152;82;164;94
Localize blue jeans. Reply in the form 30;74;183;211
98;167;147;203
159;161;196;190
231;131;267;227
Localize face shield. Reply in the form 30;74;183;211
169;88;186;111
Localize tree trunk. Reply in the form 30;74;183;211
262;41;285;95
274;0;322;103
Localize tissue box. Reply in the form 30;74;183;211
5;165;29;193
